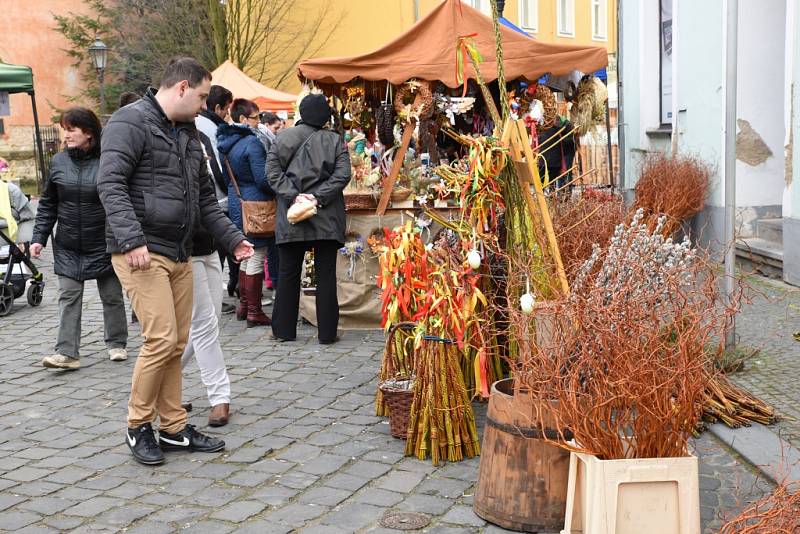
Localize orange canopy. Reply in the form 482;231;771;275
297;0;608;88
211;60;297;112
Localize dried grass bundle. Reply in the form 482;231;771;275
506;211;740;460
633;152;711;236
570;76;608;137
551;188;626;282
719;482;800;533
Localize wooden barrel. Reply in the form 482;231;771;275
473;378;571;532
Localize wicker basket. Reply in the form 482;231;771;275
390;187;413;203
378;322;417;439
344;192;378;210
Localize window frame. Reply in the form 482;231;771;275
519;0;539;33
463;0;491;16
557;0;576;37
591;0;608;41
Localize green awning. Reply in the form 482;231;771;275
0;62;34;94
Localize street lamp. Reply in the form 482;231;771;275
88;37;108;116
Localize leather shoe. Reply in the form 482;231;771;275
208;403;230;427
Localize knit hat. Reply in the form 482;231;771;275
299;93;331;128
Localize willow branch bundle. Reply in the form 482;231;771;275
633;152;711;236
502;213;741;460
700;374;777;430
404;339;481;465
551;189;626;282
718;482;800;533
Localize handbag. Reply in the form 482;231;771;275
224;157;276;238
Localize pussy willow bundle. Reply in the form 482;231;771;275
506;211;740;460
633;152;711;236
718;482;800;533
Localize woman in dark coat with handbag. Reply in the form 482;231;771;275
217;98;274;327
30;107;128;370
266;94;351;344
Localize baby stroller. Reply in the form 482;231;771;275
0;230;44;316
0;173;44;316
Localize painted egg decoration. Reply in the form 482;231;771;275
467;249;482;270
520;292;535;315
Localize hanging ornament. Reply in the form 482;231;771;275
467;249;482;270
520;277;535;315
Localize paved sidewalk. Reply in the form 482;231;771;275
731;275;800;446
0;251;778;532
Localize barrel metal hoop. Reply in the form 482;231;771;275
485;415;574;441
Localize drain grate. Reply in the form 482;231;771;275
380;511;431;530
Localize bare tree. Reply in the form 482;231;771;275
221;0;345;90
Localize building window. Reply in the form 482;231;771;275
591;0;607;40
463;0;491;16
660;0;673;124
519;0;538;32
557;0;575;37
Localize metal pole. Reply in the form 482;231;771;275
98;68;106;117
605;101;614;187
724;0;738;350
616;0;625;191
413;0;420;22
29;91;47;193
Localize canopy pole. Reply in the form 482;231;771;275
29;90;46;193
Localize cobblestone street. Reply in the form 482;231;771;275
0;252;781;532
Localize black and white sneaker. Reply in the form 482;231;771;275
158;424;225;453
126;423;165;465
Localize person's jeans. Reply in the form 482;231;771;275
55;273;127;358
272;240;339;342
112;253;192;433
180;254;231;406
266;238;279;288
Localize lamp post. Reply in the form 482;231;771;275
88;37;109;116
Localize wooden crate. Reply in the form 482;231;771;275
561;452;700;534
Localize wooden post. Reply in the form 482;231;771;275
376;120;415;215
502;118;570;296
513;120;569;295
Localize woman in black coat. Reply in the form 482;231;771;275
31;107;128;370
266;94;351;344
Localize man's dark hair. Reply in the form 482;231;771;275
207;85;233;113
159;57;212;89
60;107;103;157
118;91;140;108
230;98;259;123
260;111;280;126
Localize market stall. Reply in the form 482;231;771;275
295;0;607;330
211;60;296;112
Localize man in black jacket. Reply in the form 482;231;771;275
98;57;253;466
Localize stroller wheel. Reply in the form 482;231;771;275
0;284;14;317
27;283;44;307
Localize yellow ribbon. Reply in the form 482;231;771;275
0;180;18;242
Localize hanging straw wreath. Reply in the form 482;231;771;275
394;79;435;123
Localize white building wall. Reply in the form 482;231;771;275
734;0;786;209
